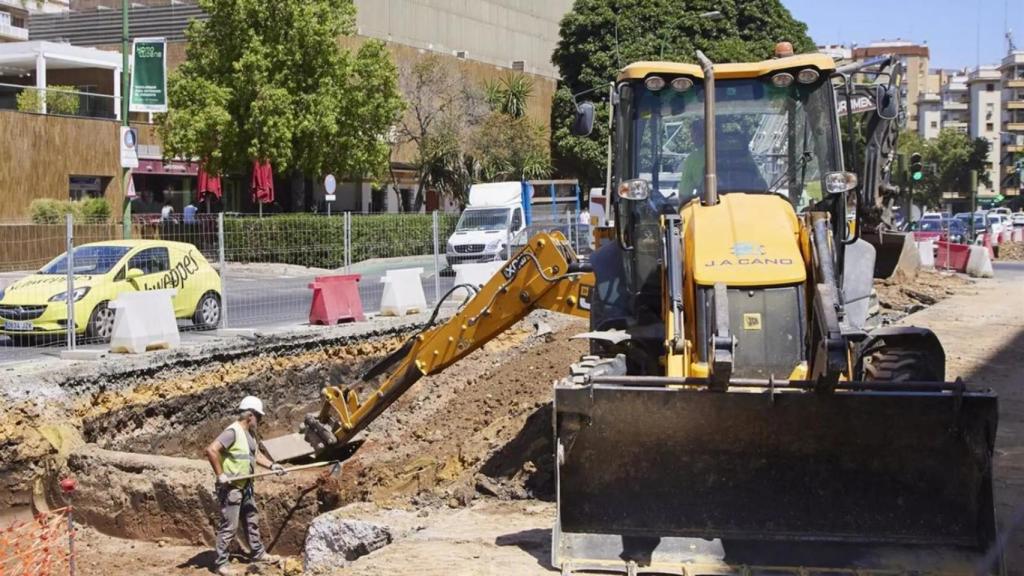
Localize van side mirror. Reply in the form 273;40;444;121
571;102;595;137
126;268;144;280
875;84;899;120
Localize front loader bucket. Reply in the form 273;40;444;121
863;231;919;279
553;382;998;573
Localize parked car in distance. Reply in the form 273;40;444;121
987;213;1007;237
0;240;222;343
912;218;967;244
1013;212;1024;228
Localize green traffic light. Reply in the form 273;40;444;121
912;172;923;181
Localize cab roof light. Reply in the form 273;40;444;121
797;68;820;84
645;75;666;91
771;72;794;88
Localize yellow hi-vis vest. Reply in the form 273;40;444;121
220;421;254;487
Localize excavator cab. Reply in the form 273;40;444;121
555;51;1000;574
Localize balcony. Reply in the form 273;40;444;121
1007;144;1024;153
1008;101;1024;110
0;12;27;41
1008;123;1024;132
1008;79;1024;89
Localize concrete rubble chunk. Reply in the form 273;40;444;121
303;513;393;571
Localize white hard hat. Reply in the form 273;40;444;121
238;395;265;416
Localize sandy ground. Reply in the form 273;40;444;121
42;272;1024;575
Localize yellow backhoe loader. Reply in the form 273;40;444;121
265;47;1000;574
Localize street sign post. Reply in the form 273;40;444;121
129;38;167;113
325;174;337;216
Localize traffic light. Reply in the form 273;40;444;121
910;152;923;181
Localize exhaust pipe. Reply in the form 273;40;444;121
696;50;718;207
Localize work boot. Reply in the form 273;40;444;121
215;565;237;576
252;553;281;565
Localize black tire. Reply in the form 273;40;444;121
860;342;943;382
192;292;221;330
86;301;116;342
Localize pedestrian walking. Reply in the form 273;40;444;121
204;396;285;575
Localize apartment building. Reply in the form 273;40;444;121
967;66;1002;200
853;41;930;132
0;0;67;42
1001;51;1024;197
940;71;970;133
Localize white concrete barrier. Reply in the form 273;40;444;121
379;268;427;316
451;262;505;300
915;239;935;269
1001;230;1013;244
1014;228;1023;243
108;289;180;354
965;245;994;278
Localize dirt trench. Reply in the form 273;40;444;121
28;313;587;558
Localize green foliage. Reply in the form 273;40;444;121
223;213;458;268
28;198;111;224
551;0;816;186
158;0;404;182
899;129;992;207
473;112;552;182
16;85;81;115
485;73;535;120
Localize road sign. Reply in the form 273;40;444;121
120;126;139;168
324;174;337;202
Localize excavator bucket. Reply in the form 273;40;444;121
553;381;999;573
863;230;920;279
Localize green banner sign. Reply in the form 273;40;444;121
130;38;167;113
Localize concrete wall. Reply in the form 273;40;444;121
969;74;1002;198
353;0;571;79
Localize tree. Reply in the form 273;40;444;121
158;0;404;208
897;129;992;208
474;72;551;182
393;54;487;211
551;0;816;187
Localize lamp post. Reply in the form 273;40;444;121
121;0;131;238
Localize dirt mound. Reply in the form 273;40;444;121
330;317;587;509
999;241;1024;261
875;268;970;319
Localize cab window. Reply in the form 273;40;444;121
128;247;170;275
511;208;523;231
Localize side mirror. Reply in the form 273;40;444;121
875;84;899;120
571;102;595;137
126;268;144;281
825;172;858;195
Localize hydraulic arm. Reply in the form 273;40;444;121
265;231;593;462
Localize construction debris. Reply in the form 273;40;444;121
303;515;392;571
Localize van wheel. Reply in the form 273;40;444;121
193;292;221;330
86;301;116;342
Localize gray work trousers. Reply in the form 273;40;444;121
215;483;266;567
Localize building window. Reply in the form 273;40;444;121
987;122;994;131
931;120;938;128
987;83;995;92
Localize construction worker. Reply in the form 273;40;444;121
205;395;285;575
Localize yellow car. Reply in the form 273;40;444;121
0;240;222;341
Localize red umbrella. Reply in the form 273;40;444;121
197;165;222;201
250;160;274;205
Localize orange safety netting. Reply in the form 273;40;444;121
0;507;73;576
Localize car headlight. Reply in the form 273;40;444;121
49;287;90;302
486;239;503;251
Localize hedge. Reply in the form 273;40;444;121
223;213;459;269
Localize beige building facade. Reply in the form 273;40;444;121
853;41;930;132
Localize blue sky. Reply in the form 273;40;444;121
783;0;1024;70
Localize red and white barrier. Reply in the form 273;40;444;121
309;274;365;325
935;241;971;272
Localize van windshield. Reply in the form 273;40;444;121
456;208;510;232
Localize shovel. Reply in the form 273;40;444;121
227;460;341;482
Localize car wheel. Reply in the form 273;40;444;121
193;292;221;330
86;301;116;342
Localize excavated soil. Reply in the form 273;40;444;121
874;268;970;320
998;241;1024;261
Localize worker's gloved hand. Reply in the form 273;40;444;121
216;473;230;486
271;463;286;477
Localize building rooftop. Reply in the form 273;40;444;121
968;66;1001;82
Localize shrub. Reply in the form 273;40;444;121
15;85;80;115
29;198;111;224
78;197;111;222
223;213;459;268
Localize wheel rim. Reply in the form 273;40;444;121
94;306;115;338
201;296;220;326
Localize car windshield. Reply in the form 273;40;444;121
455;208;509;232
624;77;839;211
40;245;130;275
918;220;943;231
